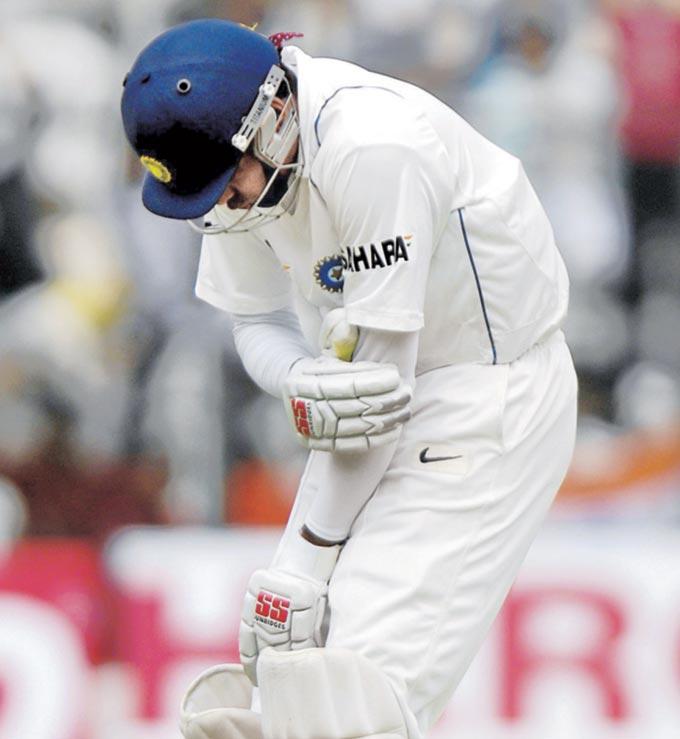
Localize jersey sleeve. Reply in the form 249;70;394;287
194;225;292;314
318;122;453;332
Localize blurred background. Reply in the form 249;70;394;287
0;0;679;737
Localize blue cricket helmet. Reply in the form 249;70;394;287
121;19;279;220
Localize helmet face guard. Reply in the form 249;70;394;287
187;68;303;236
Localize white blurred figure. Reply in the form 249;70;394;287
1;15;121;210
464;1;630;289
0;213;131;463
0;12;138;472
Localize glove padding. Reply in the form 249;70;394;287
239;568;329;686
284;356;411;452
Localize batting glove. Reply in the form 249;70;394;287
239;541;341;686
283;356;412;453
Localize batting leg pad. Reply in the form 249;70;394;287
258;647;408;739
180;663;263;739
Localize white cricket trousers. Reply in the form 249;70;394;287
283;330;577;738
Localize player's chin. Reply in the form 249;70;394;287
218;201;253;213
233;198;257;211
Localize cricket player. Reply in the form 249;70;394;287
121;19;578;739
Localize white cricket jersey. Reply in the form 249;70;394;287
195;47;569;373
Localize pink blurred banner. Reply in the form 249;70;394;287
1;525;679;738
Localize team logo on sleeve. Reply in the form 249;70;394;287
314;255;345;293
342;234;412;273
314;235;412;291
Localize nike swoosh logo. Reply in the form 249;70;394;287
419;447;463;464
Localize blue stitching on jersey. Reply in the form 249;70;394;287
458;208;497;365
308;173;326;206
313;86;403;146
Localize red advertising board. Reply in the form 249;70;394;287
1;525;680;738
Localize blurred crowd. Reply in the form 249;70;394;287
0;0;679;539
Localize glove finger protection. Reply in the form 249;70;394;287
312;424;403;453
330;386;413;416
284;356;411;451
333;406;411;438
288;359;402;398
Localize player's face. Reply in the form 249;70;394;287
217;97;298;212
218;153;268;211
